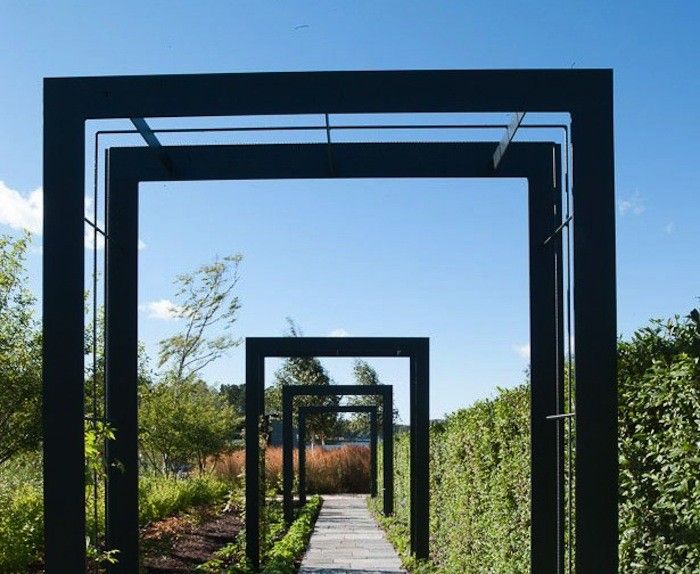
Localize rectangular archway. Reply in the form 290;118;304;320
44;71;616;574
101;140;566;573
298;405;380;503
247;338;429;566
282;386;393;520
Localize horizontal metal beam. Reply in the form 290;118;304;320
46;69;611;119
109;142;559;183
283;384;394;397
247;336;427;358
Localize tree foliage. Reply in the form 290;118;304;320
347;359;397;436
269;320;339;445
140;254;244;474
158;254;243;380
0;233;41;465
377;308;700;573
140;375;237;474
219;383;246;434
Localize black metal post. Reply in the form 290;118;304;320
370;409;378;497
42;85;86;574
245;341;263;571
282;390;295;524
508;146;565;572
383;384;394;517
411;343;429;559
572;94;618;573
105;160;140;574
298;410;307;507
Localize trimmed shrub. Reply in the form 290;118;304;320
618;313;700;572
380;385;530;574
376;311;699;573
262;495;322;573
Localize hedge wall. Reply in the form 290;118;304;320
377;310;699;573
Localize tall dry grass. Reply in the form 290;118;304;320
211;445;371;494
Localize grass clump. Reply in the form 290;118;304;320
212;445;370;493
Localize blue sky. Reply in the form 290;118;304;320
0;2;698;420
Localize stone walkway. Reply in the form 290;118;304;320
299;494;406;574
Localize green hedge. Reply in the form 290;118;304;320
262;495;322;574
618;312;700;572
376;310;699;573
377;384;530;574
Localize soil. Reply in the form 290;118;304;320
142;506;244;573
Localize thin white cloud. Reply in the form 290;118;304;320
140;299;181;320
328;328;350;337
512;343;530;360
0;181;146;250
0;181;42;233
664;221;676;235
618;190;645;216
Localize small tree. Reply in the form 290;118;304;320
140;254;243;473
0;233;41;465
140;375;235;474
348;359;398;436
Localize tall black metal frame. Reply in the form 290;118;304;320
247;338;428;567
101;140;564;571
284;389;391;520
43;69;617;574
297;405;380;504
81;140;566;572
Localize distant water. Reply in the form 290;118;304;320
310;440;370;450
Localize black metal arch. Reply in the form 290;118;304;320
297;405;380;505
247;339;428;567
99;140;566;573
282;387;393;521
44;67;616;574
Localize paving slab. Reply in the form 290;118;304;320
299;494;406;574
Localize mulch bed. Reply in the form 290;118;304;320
142;506;243;573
